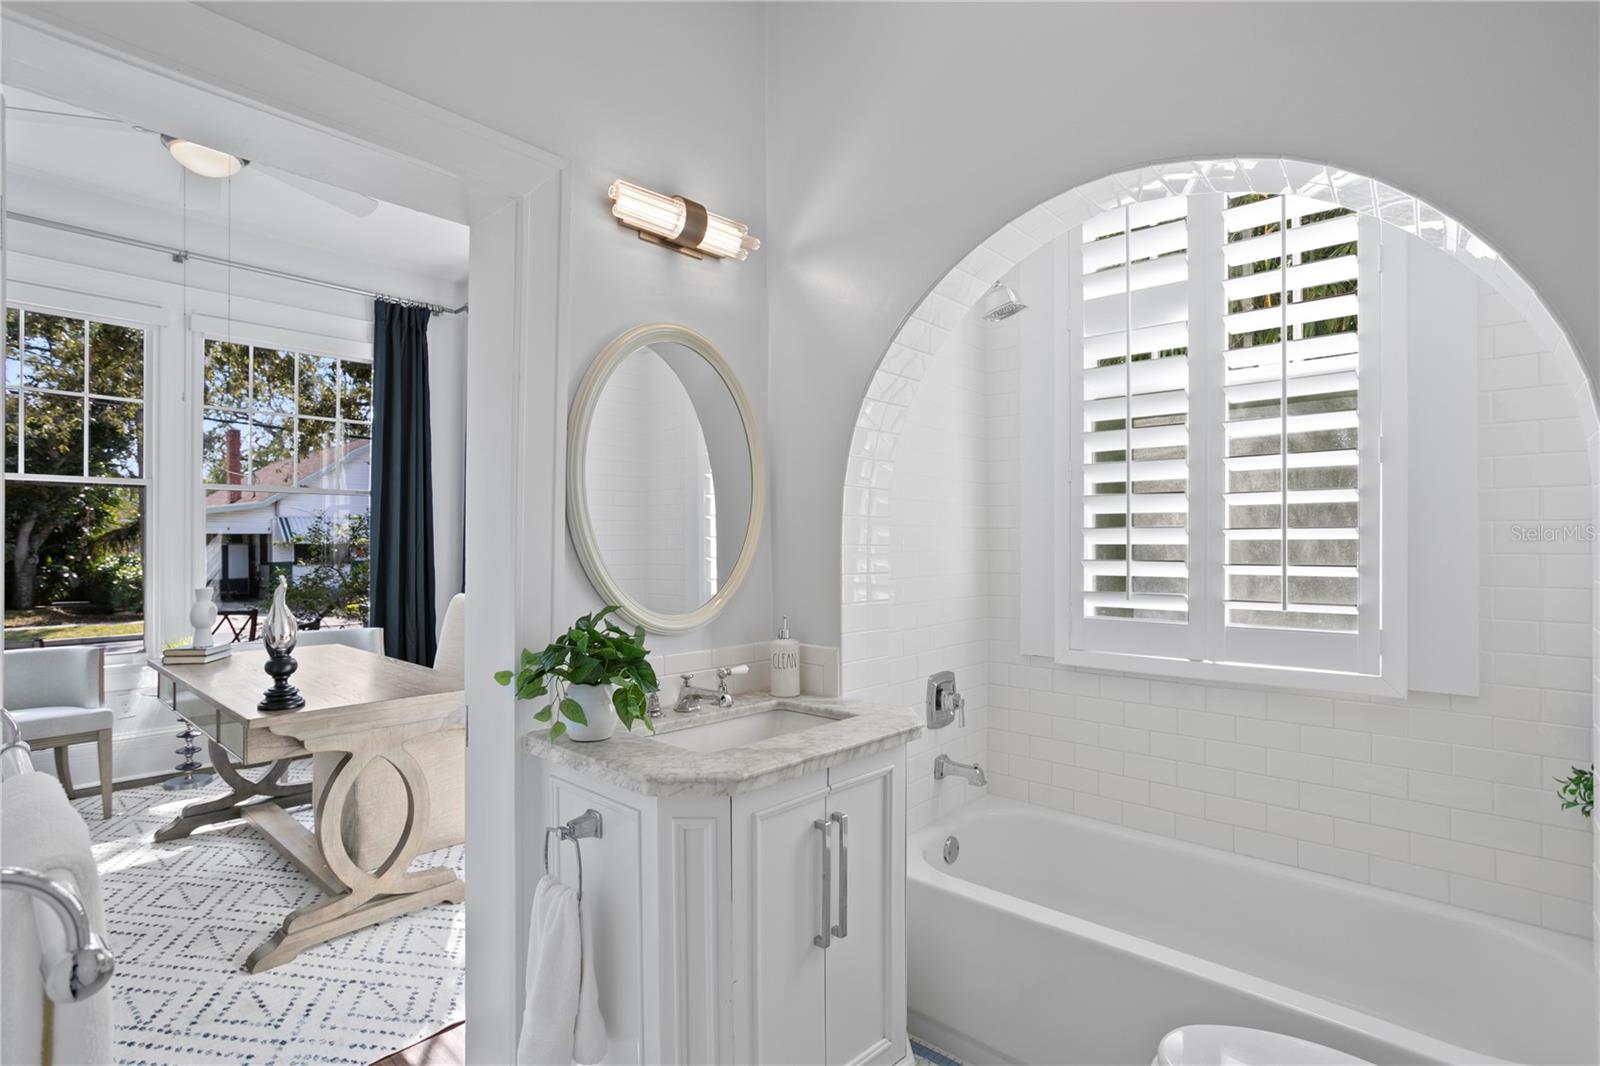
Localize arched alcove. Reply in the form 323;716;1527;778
841;157;1598;942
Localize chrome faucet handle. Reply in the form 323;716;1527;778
715;664;750;693
647;692;663;718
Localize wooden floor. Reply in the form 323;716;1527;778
371;1022;465;1066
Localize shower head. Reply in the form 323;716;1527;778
981;282;1027;322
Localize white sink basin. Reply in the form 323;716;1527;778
655;708;835;753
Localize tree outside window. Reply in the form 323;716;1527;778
4;308;147;650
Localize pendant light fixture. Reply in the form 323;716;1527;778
608;179;760;261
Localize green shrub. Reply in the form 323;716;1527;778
80;549;143;612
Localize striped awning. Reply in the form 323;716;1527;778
275;516;321;542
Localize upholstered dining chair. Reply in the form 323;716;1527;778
294;626;386;655
2;647;114;819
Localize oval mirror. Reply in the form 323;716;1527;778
568;324;765;633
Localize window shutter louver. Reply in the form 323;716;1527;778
1072;198;1199;656
1066;192;1384;679
1221;194;1360;627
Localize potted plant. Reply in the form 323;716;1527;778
495;606;657;742
1556;765;1593;817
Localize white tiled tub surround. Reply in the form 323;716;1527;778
845;268;1596;936
843;313;993;831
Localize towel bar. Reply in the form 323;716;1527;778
1;868;115;1003
543;808;602;902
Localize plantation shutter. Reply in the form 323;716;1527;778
1070;197;1202;658
1214;194;1380;673
1064;192;1384;679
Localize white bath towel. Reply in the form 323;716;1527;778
517;874;606;1066
1;771;112;1066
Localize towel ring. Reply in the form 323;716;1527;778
543;808;602;902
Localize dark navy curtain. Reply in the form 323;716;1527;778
370;300;437;664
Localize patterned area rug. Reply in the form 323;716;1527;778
77;774;464;1065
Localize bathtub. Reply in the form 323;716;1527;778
908;797;1596;1065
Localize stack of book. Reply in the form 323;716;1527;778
162;643;233;666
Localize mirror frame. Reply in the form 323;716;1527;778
567;323;766;633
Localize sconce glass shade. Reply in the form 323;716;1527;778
161;135;245;178
608;179;760;261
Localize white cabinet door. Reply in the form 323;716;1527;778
732;772;829;1066
824;751;905;1066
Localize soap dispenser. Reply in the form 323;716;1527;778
770;616;800;697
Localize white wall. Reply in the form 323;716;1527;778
854;244;1597;935
765;2;1600;645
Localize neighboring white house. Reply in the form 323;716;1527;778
204;435;370;612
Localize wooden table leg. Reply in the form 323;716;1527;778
153;741;312;843
244;725;464;973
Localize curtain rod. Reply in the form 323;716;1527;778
5;211;467;315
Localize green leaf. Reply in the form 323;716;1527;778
548;721;566;740
534;705;553;722
493;670;513;686
560;697;588;726
593;605;619;627
517;678;548;701
572;629;589;654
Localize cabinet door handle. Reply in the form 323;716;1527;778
813;817;832;949
830;812;849;940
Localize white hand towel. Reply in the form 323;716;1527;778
517;874;606;1065
1;771;112;1066
573;889;605;1065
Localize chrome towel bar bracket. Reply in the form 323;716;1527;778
543;808;603;902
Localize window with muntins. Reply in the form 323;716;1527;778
4;306;147;651
201;338;373;633
1067;192;1386;679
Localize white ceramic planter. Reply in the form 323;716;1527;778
564;683;617;742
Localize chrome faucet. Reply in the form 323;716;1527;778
674;665;748;713
934;754;986;787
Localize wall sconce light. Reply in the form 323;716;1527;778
608;179;760;261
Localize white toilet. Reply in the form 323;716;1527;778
1155;1025;1374;1066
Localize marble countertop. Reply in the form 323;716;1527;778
521;694;922;796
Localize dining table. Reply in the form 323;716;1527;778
149;642;465;973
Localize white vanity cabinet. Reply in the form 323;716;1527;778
537;742;908;1066
733;747;906;1066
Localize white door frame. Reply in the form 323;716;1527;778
4;9;570;1060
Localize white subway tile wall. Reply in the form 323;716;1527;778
844;313;993;830
845;277;1596;939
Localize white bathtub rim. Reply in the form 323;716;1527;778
909;796;1589;1066
914;795;1591;971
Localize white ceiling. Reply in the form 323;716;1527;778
3;86;470;286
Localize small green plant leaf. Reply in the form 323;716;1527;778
534;705;553;722
494;605;658;727
1555;765;1593;817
